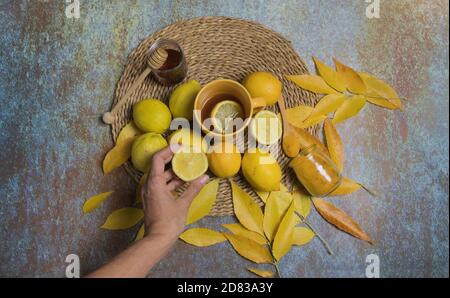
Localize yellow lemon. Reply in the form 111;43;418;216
169;80;201;120
249;110;282;145
210;100;244;133
241;149;282;191
167;129;208;152
172;149;208;182
207;142;241;178
242;72;282;106
133;99;172;133
131;133;168;172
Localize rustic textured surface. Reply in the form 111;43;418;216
0;0;448;277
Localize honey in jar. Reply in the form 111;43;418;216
289;145;342;197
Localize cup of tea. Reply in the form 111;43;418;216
193;79;266;138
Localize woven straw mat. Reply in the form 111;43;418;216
111;17;320;216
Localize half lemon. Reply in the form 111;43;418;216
249;110;282;145
172;148;208;182
210;100;245;133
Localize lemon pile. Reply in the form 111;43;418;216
125;71;284;190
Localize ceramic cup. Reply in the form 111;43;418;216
193;79;266;138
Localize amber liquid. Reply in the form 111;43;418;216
153;49;186;85
200;94;246;133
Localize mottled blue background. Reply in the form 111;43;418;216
0;0;448;277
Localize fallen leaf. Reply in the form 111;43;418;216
102;139;135;175
312;198;373;243
286;75;339;95
324;119;344;171
359;72;403;110
333;58;367;94
329;177;361;196
222;223;267;245
224;233;272;264
231;181;264;236
83;191;113;214
247;267;274;278
263;191;293;241
308;93;346;120
313;57;346;92
186;179;219;225
134;223;145;242
292;227;315;246
272;201;298;261
332;95;366;124
116;121;142;145
256;183;288;203
284;105;314;126
292;188;311;218
179;228;226;247
101;207;144;230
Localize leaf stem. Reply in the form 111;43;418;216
359;183;377;197
273;261;282;278
295;212;334;255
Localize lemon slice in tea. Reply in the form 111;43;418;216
249;110;282;145
172;148;208;182
210;100;244;133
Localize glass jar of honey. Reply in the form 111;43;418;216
289;145;342;197
148;39;187;85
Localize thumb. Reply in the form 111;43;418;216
179;175;209;208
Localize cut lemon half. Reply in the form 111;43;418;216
172;148;208;182
210;100;245;133
249;110;282;145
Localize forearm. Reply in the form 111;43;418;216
86;233;176;278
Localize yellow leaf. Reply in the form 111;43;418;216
308;93;346;120
179;228;226;247
231;181;264;236
247;267;274;278
313;198;373;244
222;223;267;245
333;58;366;94
284;105;314;125
186;179;219;225
82;191;113;214
292;188;311;218
359;72;403;110
116;121;142;145
101;207;144;230
324;118;344;171
263;191;292;242
102;139;134;175
134;223;145;242
224;233;272;264
298;114;327;128
135;173;148;203
313;57;346;92
330;176;361;196
293;227;315;246
255;182;288;203
332;95;366;124
286;75;339;95
272;201;298;261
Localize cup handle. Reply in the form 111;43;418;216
251;97;266;114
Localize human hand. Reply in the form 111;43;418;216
141;144;209;243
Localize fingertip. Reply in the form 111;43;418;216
170;143;182;153
199;174;209;185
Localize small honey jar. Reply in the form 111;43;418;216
148;39;187;85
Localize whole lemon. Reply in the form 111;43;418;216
133;99;172;133
242;72;282;106
241;149;281;191
169;80;201;120
168;128;208;153
207;142;241;178
131;133;168;172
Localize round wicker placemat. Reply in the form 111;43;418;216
111;17;320;216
